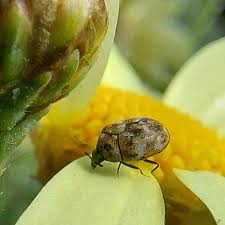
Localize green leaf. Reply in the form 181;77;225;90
163;37;225;122
16;158;165;225
0;137;41;225
174;169;225;225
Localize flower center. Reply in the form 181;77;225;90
33;86;225;184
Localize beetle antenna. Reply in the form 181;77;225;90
84;152;92;159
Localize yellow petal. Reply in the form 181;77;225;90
16;158;165;225
175;169;225;225
164;37;225;122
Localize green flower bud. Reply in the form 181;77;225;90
0;0;108;165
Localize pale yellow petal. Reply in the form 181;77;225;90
16;158;165;225
202;92;225;137
163;37;225;121
102;46;157;97
175;169;225;225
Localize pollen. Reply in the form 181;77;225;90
32;86;225;208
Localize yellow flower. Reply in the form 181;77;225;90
34;83;225;178
32;84;225;210
18;37;225;224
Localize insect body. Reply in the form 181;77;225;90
88;118;170;174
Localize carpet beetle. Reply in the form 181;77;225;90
86;118;170;175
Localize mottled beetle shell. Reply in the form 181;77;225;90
91;118;170;168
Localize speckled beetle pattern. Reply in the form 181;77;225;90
86;118;170;175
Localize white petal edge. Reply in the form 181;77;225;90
174;169;225;225
16;158;165;225
201;92;225;137
163;37;225;122
101;46;158;97
46;0;120;124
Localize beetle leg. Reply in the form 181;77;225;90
121;162;149;177
117;162;122;176
143;159;159;173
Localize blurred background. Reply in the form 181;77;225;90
116;0;225;93
1;0;225;224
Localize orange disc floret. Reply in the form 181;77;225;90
32;86;225;207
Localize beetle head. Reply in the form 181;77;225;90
91;150;104;169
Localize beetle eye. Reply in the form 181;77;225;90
103;143;112;151
139;118;149;123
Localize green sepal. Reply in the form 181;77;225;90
0;72;51;130
38;49;80;104
0;108;49;166
0;3;30;81
48;2;83;50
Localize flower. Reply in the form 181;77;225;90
18;33;225;225
33;84;225;177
